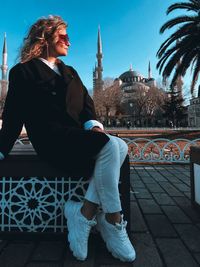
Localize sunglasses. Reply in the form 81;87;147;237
58;34;70;46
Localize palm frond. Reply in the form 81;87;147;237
190;55;200;95
157;24;195;58
157;41;183;71
190;55;198;72
167;2;200;14
171;50;198;85
156;23;193;58
160;37;197;78
162;50;185;78
157;35;195;73
157;49;176;72
160;15;196;33
157;0;200;95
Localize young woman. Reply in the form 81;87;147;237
0;15;136;262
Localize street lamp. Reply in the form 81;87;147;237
129;103;134;124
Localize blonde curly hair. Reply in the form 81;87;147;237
19;15;67;63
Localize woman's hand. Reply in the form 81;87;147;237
91;126;106;133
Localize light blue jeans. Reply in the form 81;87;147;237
85;134;128;213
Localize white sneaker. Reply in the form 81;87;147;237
64;200;97;261
96;212;136;262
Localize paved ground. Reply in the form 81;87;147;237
0;164;200;267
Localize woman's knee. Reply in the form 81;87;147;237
112;136;128;156
120;138;128;154
99;135;119;156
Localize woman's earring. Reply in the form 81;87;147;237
46;42;49;58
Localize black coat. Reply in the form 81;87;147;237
0;58;109;177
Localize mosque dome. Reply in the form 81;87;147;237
119;67;144;83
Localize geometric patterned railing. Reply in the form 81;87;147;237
0;176;88;232
1;138;90;232
16;137;200;164
123;138;200;164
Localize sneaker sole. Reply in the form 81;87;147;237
65;202;87;261
96;221;135;262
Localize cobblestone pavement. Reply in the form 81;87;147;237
0;165;200;267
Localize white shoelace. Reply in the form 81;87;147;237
115;219;127;231
114;217;129;243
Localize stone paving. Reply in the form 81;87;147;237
0;164;200;267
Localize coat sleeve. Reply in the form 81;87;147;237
0;64;25;157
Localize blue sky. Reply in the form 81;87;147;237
0;0;195;100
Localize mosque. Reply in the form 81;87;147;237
92;27;158;126
93;27;156;93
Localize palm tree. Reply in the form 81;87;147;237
157;0;200;97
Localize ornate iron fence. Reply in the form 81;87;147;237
15;137;200;164
123;137;200;163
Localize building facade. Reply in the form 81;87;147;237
188;88;200;127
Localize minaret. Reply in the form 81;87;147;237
148;61;152;79
93;26;104;91
0;33;9;101
1;33;8;80
93;63;98;89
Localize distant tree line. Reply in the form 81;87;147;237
93;78;187;127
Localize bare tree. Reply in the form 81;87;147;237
93;78;122;123
121;84;166;126
121;84;149;126
143;86;166;117
134;86;148;125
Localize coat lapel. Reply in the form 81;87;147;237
58;61;84;124
30;58;84;125
57;60;74;85
31;58;58;84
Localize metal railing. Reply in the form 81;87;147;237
106;127;200;131
15;137;200;164
123;137;200;163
